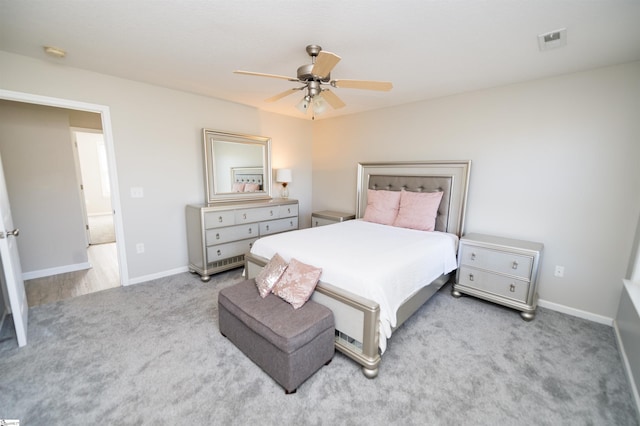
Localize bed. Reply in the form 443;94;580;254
245;161;471;378
231;167;263;192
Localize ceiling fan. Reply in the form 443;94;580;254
234;45;393;116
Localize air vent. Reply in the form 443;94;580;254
538;28;567;51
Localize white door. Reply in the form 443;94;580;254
0;152;28;347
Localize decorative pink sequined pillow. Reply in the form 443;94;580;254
362;189;401;225
393;190;443;231
255;253;288;298
272;258;322;309
244;183;260;192
232;182;245;192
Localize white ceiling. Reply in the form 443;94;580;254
1;0;639;120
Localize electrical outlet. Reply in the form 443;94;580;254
136;243;145;254
554;265;565;278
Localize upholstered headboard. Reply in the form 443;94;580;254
356;161;471;237
231;167;264;190
234;174;263;186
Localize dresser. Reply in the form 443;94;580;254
452;233;543;321
311;210;356;227
186;199;298;281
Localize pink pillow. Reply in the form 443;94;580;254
244;183;260;192
393;190;444;231
272;258;322;309
362;189;401;225
232;182;245;192
255;253;288;298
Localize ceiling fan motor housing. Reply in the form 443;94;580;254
297;63;330;83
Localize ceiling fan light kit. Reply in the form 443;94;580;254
234;44;393;117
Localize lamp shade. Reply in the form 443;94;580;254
276;168;292;183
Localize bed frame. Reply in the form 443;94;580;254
245;160;471;378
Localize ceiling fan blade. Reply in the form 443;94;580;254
265;87;303;103
320;90;346;109
234;70;298;81
332;79;393;91
311;51;341;78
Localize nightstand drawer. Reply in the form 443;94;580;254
460;245;532;279
458;266;530;303
312;216;338;227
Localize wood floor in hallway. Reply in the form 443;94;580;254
24;243;120;307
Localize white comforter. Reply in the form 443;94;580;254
250;219;459;353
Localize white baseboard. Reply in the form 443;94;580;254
537;298;614;326
125;266;190;286
22;262;92;281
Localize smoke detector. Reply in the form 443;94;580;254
43;46;66;59
538;28;567;51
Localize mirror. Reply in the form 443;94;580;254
203;129;272;204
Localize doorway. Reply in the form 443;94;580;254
0;89;127;312
73;130;115;246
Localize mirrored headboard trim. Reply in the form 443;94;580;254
203;129;272;204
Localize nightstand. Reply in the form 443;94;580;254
452;233;543;321
311;210;356;227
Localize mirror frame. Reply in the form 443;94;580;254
203;129;272;204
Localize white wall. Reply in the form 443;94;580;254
0;101;89;272
2;49;638;320
0;51;313;282
312;61;640;319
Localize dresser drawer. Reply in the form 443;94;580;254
279;204;298;218
458;266;530;303
235;206;279;224
204;210;236;229
260;217;299;236
205;224;258;245
207;238;258;261
459;245;532;279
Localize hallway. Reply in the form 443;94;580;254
24;243;119;307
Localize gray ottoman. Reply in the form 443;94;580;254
218;279;335;394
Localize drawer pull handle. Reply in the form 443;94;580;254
270;210;274;216
512;261;518;270
218;216;223;223
290;221;294;226
266;225;270;231
315;221;318;226
216;233;220;240
509;284;516;292
249;242;253;248
471;252;476;261
469;273;474;282
287;208;291;213
248;228;252;234
216;249;222;256
243;213;247;220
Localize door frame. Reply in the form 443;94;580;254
0;89;128;285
